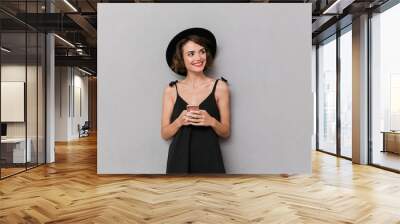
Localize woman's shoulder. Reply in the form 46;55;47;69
164;80;177;95
209;76;227;83
216;76;229;89
215;77;229;99
164;81;178;103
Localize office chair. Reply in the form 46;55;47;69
79;121;90;138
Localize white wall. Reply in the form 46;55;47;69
72;72;89;138
98;3;313;174
55;67;89;141
55;67;69;141
1;65;26;128
1;65;38;138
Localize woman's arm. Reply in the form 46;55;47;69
211;81;231;138
161;86;182;140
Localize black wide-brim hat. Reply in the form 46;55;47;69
166;27;217;76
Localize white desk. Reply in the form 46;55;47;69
1;138;32;163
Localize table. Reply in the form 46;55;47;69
381;131;400;154
1;138;32;164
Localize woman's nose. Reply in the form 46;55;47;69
194;53;201;60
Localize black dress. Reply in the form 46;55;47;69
166;77;227;174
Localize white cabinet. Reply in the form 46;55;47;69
1;138;32;163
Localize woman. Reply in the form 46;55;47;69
161;27;231;174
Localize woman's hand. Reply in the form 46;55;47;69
176;110;192;127
187;110;216;127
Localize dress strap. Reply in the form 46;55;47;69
169;80;179;95
169;80;178;87
211;77;228;95
211;79;219;95
220;76;228;83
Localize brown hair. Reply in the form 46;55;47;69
171;35;214;75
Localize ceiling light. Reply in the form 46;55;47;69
323;0;343;14
63;0;78;12
1;47;11;53
78;67;93;76
322;0;355;15
54;34;75;48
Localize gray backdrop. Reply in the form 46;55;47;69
98;3;313;174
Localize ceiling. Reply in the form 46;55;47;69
0;0;392;75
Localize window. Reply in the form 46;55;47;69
339;28;352;158
318;36;337;154
371;2;400;171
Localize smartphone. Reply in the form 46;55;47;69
186;105;199;112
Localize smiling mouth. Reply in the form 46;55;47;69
192;62;204;67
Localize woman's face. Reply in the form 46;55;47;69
181;40;207;74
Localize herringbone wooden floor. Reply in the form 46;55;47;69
1;134;400;224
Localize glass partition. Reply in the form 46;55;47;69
27;31;38;169
0;31;28;177
317;36;337;154
0;1;46;179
